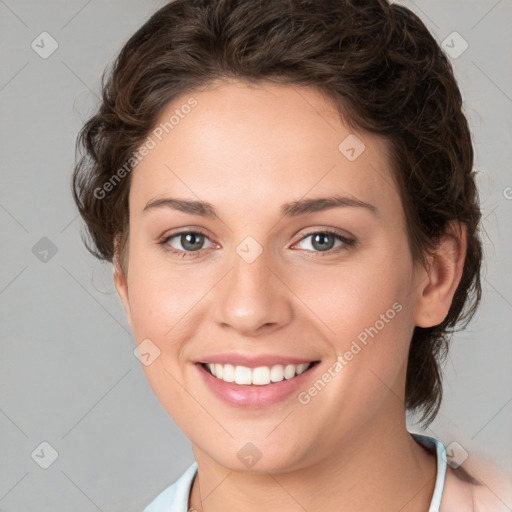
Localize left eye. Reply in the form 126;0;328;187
294;231;352;252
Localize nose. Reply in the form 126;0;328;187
212;247;293;337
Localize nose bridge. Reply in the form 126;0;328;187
213;242;292;335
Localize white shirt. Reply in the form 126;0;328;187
142;433;447;512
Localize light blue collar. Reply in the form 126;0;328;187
410;432;447;512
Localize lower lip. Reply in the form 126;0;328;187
195;363;319;408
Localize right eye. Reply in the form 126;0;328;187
159;230;215;258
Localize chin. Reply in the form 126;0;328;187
196;437;314;475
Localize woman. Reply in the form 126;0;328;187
72;0;507;510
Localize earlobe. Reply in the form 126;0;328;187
414;222;467;328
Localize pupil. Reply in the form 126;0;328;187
313;233;334;251
183;233;203;251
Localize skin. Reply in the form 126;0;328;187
114;79;467;511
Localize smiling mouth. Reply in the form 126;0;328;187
200;361;320;386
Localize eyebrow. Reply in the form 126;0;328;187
142;194;377;218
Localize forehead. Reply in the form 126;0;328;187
129;80;400;221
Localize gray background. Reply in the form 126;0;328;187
1;1;511;511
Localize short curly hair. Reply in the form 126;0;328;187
72;0;482;425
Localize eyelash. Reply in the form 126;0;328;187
158;228;356;259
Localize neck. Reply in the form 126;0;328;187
189;417;437;512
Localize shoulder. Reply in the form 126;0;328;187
441;459;512;512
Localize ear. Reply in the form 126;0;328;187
113;245;133;331
413;222;467;328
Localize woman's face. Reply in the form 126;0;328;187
115;80;427;472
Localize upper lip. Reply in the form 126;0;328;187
196;353;320;368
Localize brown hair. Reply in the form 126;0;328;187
72;0;482;425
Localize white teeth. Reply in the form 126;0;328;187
269;364;284;382
252;366;270;386
296;363;309;375
284;364;296;379
203;362;313;385
214;363;223;379
223;364;235;382
234;366;252;385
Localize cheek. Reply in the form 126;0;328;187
126;240;181;330
296;243;415;391
125;243;217;362
125;258;205;430
295;247;412;341
127;273;195;347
